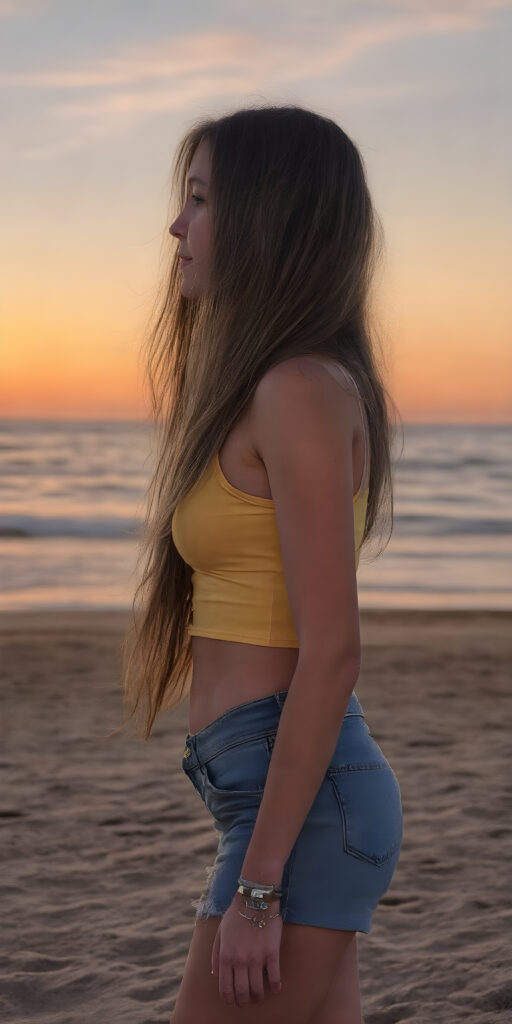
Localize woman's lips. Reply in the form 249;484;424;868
179;256;192;266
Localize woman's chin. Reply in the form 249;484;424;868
180;276;205;300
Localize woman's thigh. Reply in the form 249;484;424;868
312;930;362;1024
169;917;357;1024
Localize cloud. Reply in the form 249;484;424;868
1;0;503;94
3;1;509;160
381;0;511;12
0;0;50;15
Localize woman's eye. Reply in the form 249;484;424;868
191;194;203;205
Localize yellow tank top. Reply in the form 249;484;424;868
171;364;369;648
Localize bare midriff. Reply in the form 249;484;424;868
187;356;366;735
188;639;300;734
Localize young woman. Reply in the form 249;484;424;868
121;104;403;1023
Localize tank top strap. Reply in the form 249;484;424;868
319;361;369;494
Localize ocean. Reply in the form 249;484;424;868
0;420;510;612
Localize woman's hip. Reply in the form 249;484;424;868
181;686;400;826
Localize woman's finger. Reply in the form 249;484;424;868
233;963;251;1006
248;960;265;1002
211;923;220;976
219;956;235;1005
265;952;282;995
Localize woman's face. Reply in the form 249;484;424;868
169;138;211;299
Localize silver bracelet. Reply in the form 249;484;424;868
237;875;284;901
238;909;281;928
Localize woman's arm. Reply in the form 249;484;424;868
241;650;360;881
241;355;363;882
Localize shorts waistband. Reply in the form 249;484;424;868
183;689;365;770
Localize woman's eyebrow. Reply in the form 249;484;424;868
187;175;208;186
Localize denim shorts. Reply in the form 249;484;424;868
181;688;403;933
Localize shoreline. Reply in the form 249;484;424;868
1;606;510;633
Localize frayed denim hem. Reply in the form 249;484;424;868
191;863;224;919
194;899;224;919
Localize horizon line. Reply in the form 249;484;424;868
1;417;511;428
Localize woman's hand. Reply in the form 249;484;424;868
211;893;283;1006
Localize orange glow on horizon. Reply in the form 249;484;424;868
2;257;511;423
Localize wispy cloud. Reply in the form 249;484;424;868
0;0;50;15
382;0;511;14
3;0;509;161
0;2;499;94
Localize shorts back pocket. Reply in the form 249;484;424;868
328;763;403;866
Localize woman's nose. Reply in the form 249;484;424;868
169;212;186;237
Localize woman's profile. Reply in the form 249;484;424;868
120;103;403;1023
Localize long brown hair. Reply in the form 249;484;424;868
117;103;402;741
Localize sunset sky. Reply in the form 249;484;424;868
1;0;510;423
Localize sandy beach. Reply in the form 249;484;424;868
1;608;511;1024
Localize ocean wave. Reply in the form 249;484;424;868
0;515;142;540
